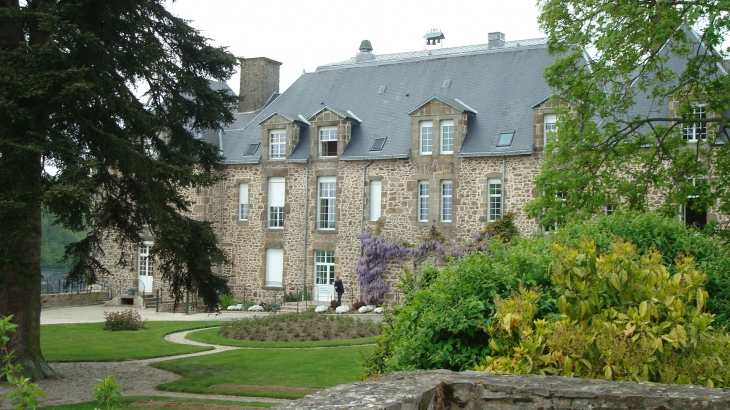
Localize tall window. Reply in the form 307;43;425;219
682;105;707;142
138;243;153;277
268;177;285;228
319;127;338;157
418;181;430;222
441;180;453;222
604;204;615;216
238;183;249;221
370;180;382;221
265;249;283;287
315;250;335;285
269;130;286;159
544;114;557;146
318;177;336;229
420;121;433;154
441;120;454;154
488;178;502;222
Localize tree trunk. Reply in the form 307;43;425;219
0;150;58;381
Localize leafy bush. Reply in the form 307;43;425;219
352;301;367;310
553;211;730;327
1;315;45;409
219;312;381;342
365;236;555;376
477;240;730;387
103;310;146;331
329;300;341;310
93;375;122;410
284;288;310;303
218;293;235;310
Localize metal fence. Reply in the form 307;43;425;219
41;269;86;295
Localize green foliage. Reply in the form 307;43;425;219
477;240;730;387
92;375;122;410
552;211;730;327
218;294;235;310
103;310;147;332
41;213;86;269
283;288;310;303
532;0;730;223
1;316;45;409
365;236;555;376
484;212;520;243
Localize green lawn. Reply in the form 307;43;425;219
188;326;377;348
37;396;278;409
41;322;218;362
152;345;374;399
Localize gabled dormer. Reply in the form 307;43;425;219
407;95;474;161
258;112;309;162
308;107;361;160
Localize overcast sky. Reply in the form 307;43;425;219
164;0;545;93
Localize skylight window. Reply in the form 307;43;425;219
244;142;260;156
370;137;387;151
442;79;451;88
378;86;386;94
497;132;514;147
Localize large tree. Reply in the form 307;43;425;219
528;0;730;227
0;0;235;379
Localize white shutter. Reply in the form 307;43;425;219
238;183;249;220
265;249;284;286
269;177;285;207
370;180;382;221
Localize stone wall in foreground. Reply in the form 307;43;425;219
276;370;730;410
40;292;106;309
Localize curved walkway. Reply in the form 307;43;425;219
0;327;288;409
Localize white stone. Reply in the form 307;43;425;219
358;305;373;313
373;307;385;314
336;305;350;314
247;305;264;312
314;305;328;313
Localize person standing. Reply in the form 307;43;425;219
334;276;344;304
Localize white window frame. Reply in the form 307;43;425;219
544;114;557;146
238;183;249;221
682;104;707;142
319;126;338;158
370;180;382;221
440;120;454;154
138;242;153;277
265;249;284;287
441;180;453;222
268;177;285;228
315;250;335;285
488;178;502;222
604;204;615;216
418;181;430;222
269;129;286;159
420;121;433;155
318;176;336;229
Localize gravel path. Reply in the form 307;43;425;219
0;328;289;409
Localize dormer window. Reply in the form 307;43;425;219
682;104;707;142
270;130;286;159
319;127;338;157
544;114;557;146
420;121;433;154
441;120;454;153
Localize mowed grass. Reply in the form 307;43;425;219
152;345;375;399
188;326;377;348
41;321;218;362
36;396;278;409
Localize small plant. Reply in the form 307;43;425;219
329;300;341;310
92;375;122;410
103;309;147;331
1;315;45;410
218;294;235;310
352;301;366;310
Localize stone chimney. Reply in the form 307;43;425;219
356;40;375;63
238;57;282;113
488;32;506;48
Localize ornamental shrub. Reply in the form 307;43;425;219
218;293;235;310
103;309;146;331
477;240;730;387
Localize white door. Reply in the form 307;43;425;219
314;250;335;302
138;243;153;293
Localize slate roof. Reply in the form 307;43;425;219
219;38;558;164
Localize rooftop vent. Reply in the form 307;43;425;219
356;40;375;63
424;29;445;45
378;86;386;94
488;32;506;48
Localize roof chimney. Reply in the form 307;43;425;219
356;40;375;62
238;57;282;113
488;32;506;48
424;29;445;46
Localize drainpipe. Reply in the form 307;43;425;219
218;129;225;277
301;158;310;300
501;156;506;218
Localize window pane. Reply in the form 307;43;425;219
238;183;249;221
270;131;286;159
420;122;433;154
441;121;454;153
488;179;502;222
320;128;338;157
315;250;335;285
419;181;429;222
265;249;283;287
318;178;336;229
370;180;382;221
441;180;452;222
